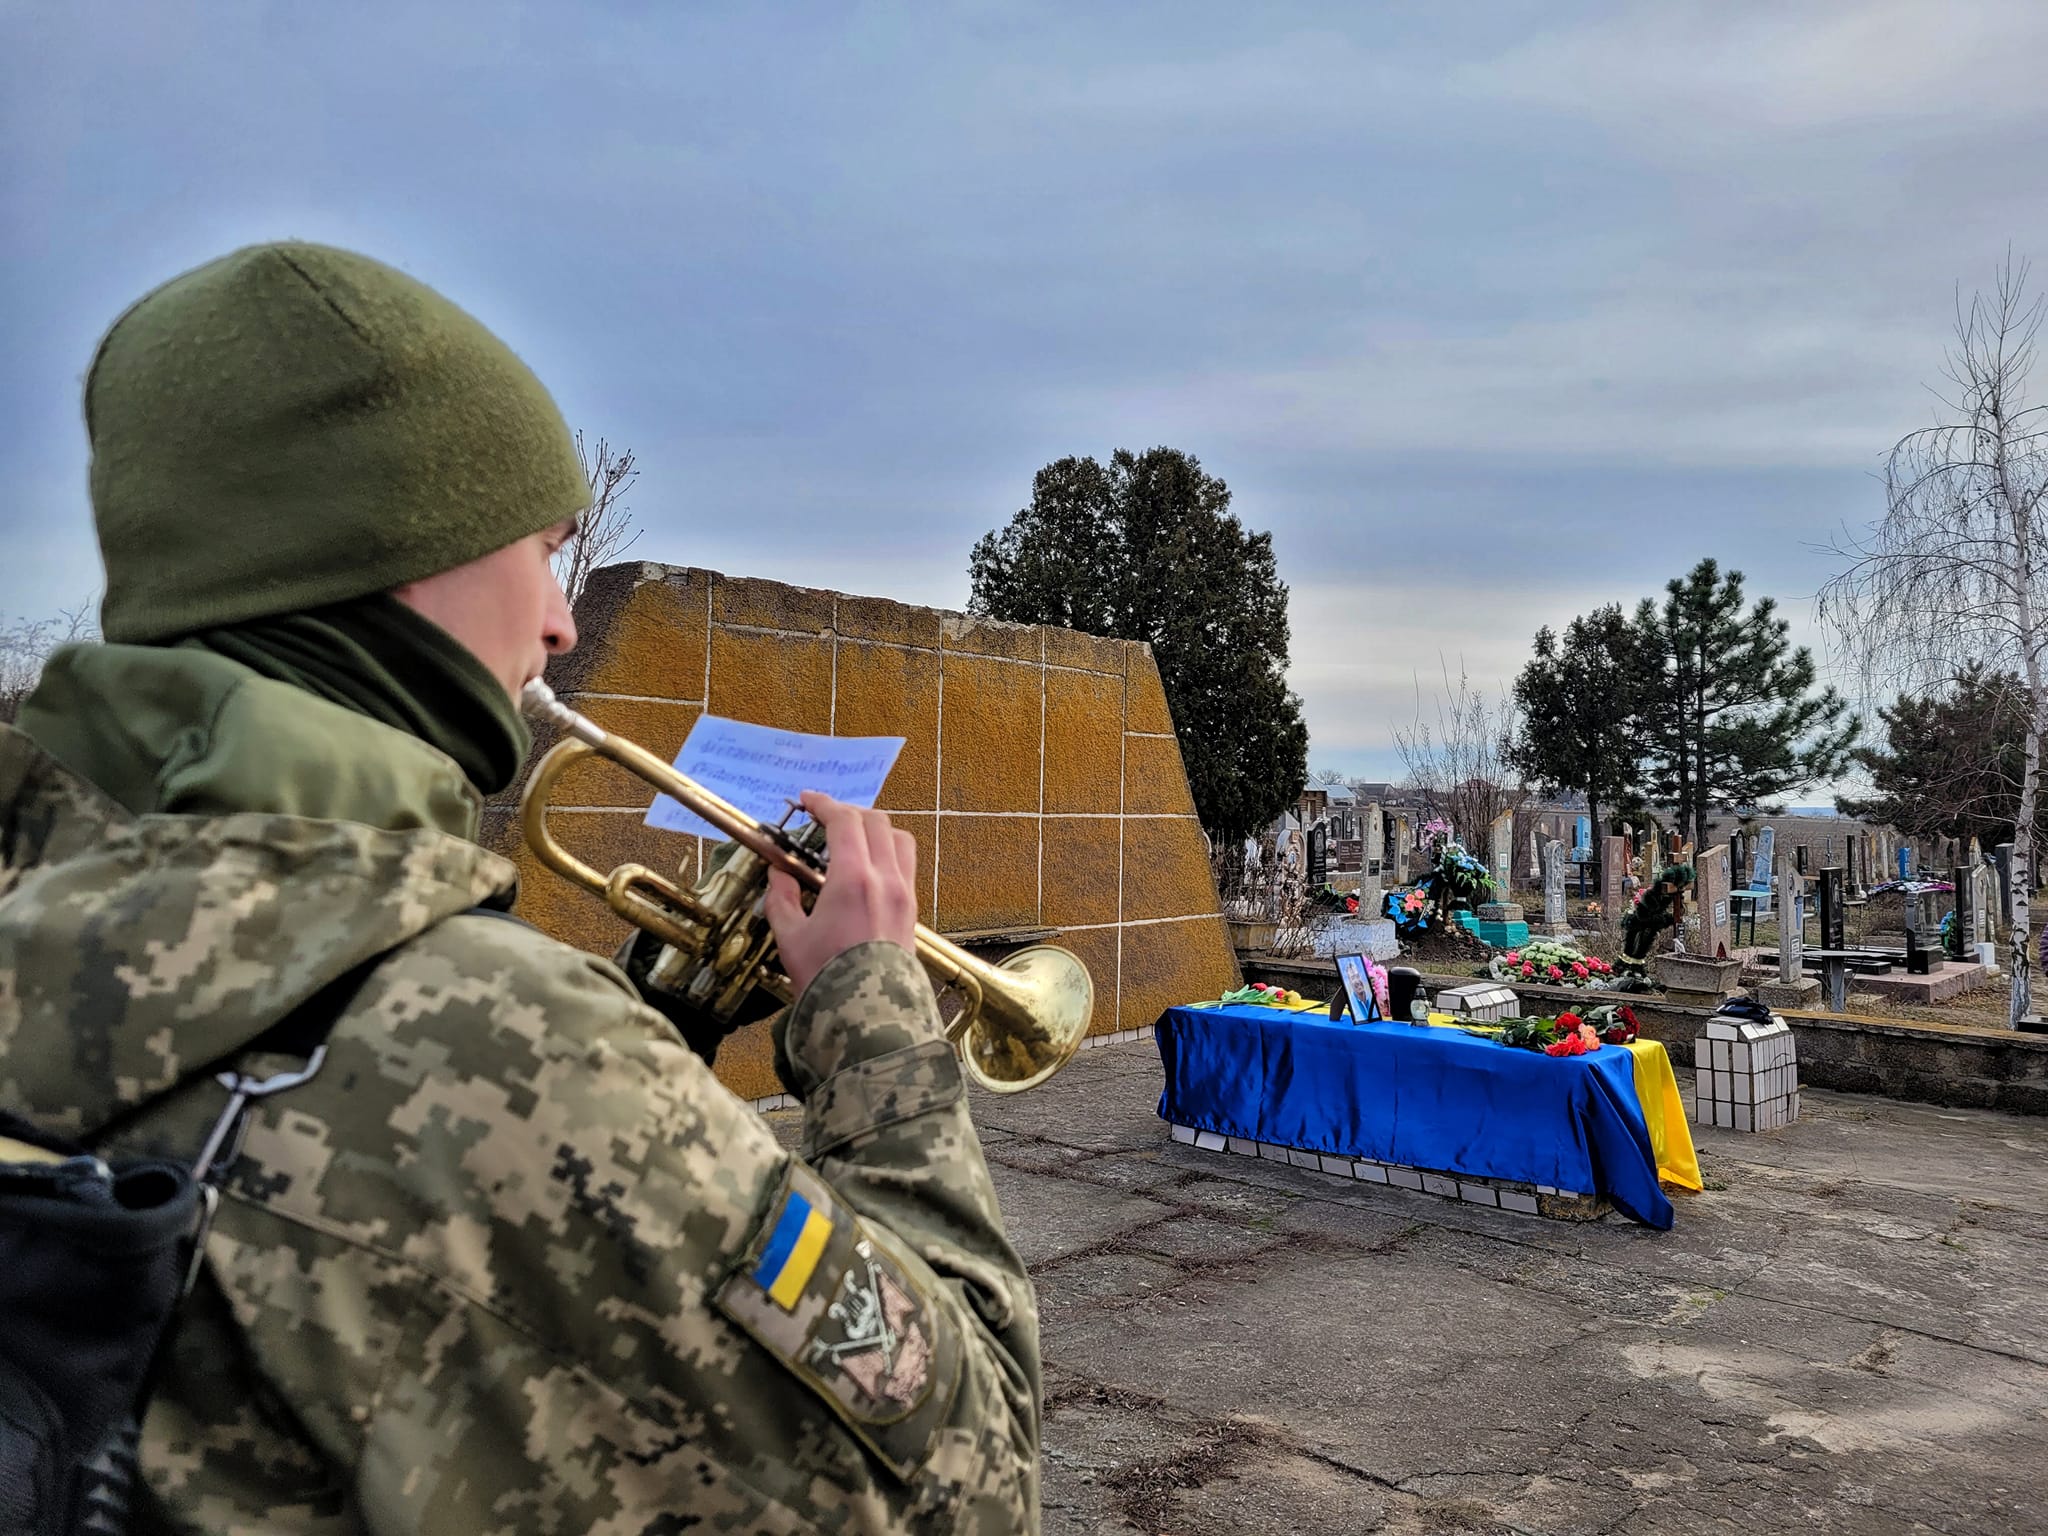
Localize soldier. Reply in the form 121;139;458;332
0;244;1040;1532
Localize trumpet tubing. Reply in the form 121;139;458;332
518;681;1093;1093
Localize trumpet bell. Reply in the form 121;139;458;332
959;944;1095;1094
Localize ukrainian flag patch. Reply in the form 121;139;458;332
754;1187;835;1310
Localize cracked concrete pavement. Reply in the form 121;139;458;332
772;1037;2048;1534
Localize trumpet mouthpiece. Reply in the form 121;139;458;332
520;679;605;746
519;679;564;722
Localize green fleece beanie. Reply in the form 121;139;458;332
87;242;589;643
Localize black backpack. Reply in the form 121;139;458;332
0;950;384;1536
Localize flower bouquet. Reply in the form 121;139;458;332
1459;1009;1614;1058
1386;828;1498;938
1488;939;1613;989
1582;1003;1640;1043
1220;982;1307;1007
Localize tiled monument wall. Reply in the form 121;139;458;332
484;561;1240;1101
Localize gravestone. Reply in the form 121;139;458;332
1758;841;1820;1008
1601;835;1629;932
1696;844;1733;959
1949;865;1970;956
1845;835;1857;896
1749;825;1776;890
1575;814;1590;852
1535;839;1572;936
1307;824;1328;887
1817;866;1847;1011
1794;843;1810;875
1393;814;1412;883
1360;803;1385;902
1488;809;1515;896
1528;830;1542;883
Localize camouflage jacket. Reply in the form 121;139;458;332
0;645;1040;1534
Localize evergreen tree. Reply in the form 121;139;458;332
967;448;1308;842
1838;665;2044;850
1637;559;1858;850
1506;604;1653;860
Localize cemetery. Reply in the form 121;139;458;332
474;557;2046;1529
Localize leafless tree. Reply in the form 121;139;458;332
1820;255;2048;1027
1;600;97;725
1394;658;1528;851
552;432;642;609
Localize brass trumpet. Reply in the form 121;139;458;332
517;681;1093;1093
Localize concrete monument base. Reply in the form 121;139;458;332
1651;953;1742;997
1756;976;1823;1009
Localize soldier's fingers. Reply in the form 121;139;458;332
801;791;873;881
763;867;807;936
859;807;900;880
891;827;917;896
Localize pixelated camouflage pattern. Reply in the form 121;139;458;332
0;654;1040;1535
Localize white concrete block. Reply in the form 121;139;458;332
1715;1101;1733;1128
1731;1042;1751;1072
1354;1161;1389;1183
1319;1154;1355;1177
1228;1137;1259;1156
1711;1040;1731;1070
1537;1184;1560;1195
1734;1102;1753;1131
1500;1190;1541;1214
1707;1019;1739;1039
1287;1148;1321;1169
1387;1166;1424;1190
1170;1123;1197;1145
1195;1130;1227;1152
1421;1172;1459;1197
1258;1142;1292;1161
1458;1182;1500;1206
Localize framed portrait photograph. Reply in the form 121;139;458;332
1334;952;1379;1023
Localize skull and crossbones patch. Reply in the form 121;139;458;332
807;1237;934;1412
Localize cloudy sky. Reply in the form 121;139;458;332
9;1;2048;781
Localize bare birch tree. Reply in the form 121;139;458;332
1394;659;1527;849
552;433;642;609
1820;256;2048;1027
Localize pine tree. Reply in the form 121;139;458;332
1838;665;2044;850
1506;604;1653;862
1638;559;1858;851
968;448;1308;842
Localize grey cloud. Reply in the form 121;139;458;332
3;1;2037;789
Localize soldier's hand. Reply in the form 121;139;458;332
764;792;918;996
